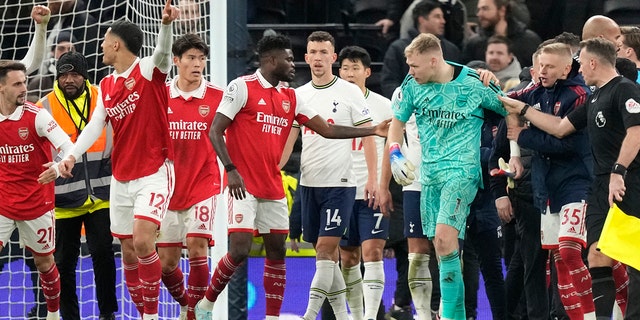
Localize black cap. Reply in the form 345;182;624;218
56;51;89;80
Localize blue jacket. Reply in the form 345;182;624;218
509;77;593;212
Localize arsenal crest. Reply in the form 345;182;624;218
282;100;291;113
554;101;561;115
234;213;243;223
124;78;136;90
199;105;210;117
18;127;29;140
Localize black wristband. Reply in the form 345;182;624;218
519;104;530;117
224;163;237;172
611;163;627;179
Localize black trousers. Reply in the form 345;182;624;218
625;266;640;319
54;208;117;319
504;196;550;320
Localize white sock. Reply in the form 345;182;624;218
328;261;349;320
342;264;364;320
408;253;432;320
303;260;335;320
363;261;385;319
198;297;215;311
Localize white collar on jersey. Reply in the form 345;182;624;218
256;69;275;89
169;75;207;100
0;105;24;122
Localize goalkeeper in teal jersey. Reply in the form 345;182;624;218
386;33;515;320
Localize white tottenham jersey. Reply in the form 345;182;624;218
391;87;422;192
351;89;392;199
297;76;372;187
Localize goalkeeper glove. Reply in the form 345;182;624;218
498;157;515;189
389;143;415;186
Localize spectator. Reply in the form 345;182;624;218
27;30;76;103
463;0;540;66
400;0;468;50
380;0;461;98
581;15;621;44
37;51;117;320
485;35;521;86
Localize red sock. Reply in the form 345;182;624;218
204;253;240;302
162;266;188;306
123;261;144;315
139;252;162;315
264;259;286;316
554;251;583;319
188;256;210;319
39;264;60;312
559;241;595;314
613;261;629;315
546;254;551;288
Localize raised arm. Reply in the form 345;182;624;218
500;95;577;138
21;5;51;74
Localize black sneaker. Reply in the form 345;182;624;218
387;305;414;320
27;304;47;320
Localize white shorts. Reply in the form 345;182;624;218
558;201;588;247
227;191;288;235
0;210;55;255
157;194;218;247
541;201;588;249
110;160;175;238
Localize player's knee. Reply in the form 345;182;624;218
33;254;55;273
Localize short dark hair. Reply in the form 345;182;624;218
621;26;640;60
109;20;143;56
172;33;209;57
256;34;291;58
412;0;441;29
580;37;617;67
487;35;512;53
616;57;638;82
0;60;26;83
337;46;372;68
307;31;335;47
553;32;580;48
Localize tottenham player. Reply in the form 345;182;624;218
58;1;180;319
0;61;74;320
156;34;222;320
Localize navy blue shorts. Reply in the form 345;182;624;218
300;186;356;243
403;191;428;238
340;199;390;246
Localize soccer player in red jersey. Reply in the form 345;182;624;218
194;34;388;320
157;34;223;320
0;61;74;320
58;1;180;319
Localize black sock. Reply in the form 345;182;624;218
590;266;615;318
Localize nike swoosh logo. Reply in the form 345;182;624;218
371;230;384;234
593;295;604;301
324;226;337;231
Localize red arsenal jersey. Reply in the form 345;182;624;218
218;70;317;200
0;104;56;220
99;59;174;181
167;77;223;210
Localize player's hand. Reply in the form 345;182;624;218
162;0;180;25
290;238;300;253
495;196;513;222
476;68;500;87
374;19;394;35
506;124;526;141
508;156;523;180
32;5;51;24
608;173;626;206
373;119;391;137
377;185;393;217
38;162;58;184
227;169;247;200
498;96;527;115
389;143;415;186
365;177;379;208
58;156;76;178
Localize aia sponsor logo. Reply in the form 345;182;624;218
18;127;29;140
199;105;210;117
125;78;136;90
